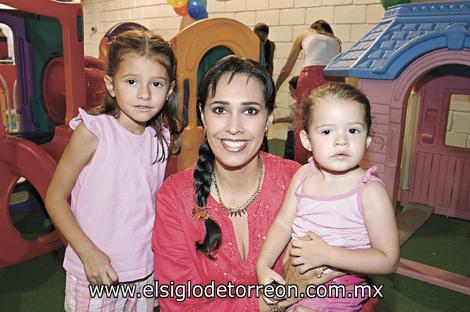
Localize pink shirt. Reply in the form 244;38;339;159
292;162;381;250
63;108;168;282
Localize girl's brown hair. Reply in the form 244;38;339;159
303;82;372;136
89;29;181;161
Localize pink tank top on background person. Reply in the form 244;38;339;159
63;108;168;282
292;160;382;251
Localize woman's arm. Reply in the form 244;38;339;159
275;33;304;91
154;181;257;311
45;123;118;285
290;181;399;275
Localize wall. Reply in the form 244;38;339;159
82;0;385;139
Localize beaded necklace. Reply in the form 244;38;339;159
212;155;265;217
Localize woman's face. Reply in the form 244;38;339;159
201;73;272;170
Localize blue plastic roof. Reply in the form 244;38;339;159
324;1;470;79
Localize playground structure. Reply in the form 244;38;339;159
0;62;17;133
0;0;97;268
170;17;260;172
325;0;470;295
0;0;260;268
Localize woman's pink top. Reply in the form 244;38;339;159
63;108;168;282
153;153;300;311
292;161;382;250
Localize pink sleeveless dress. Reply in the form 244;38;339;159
64;108;168;282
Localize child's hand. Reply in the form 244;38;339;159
290;232;330;273
80;246;119;285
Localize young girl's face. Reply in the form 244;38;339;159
201;73;272;170
300;96;371;174
104;52;174;133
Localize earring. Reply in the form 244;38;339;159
265;125;269;133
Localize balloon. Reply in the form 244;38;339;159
167;0;187;8
174;5;188;16
187;0;208;20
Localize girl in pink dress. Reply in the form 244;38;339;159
257;83;399;311
46;29;180;311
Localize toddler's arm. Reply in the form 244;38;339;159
256;166;307;300
45;122;118;285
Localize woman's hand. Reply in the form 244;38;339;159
80;246;118;285
257;265;286;305
290;232;330;273
276;236;344;309
258;297;272;312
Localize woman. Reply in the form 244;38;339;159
275;20;343;164
152;56;337;311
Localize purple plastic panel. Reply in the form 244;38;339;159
0;10;36;132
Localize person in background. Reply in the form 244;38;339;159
45;29;180;312
254;22;276;153
254;22;276;77
273;75;298;160
257;83;399;311
275;19;343;164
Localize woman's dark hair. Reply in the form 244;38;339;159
310;19;342;48
303;82;372;136
89;29;181;161
194;55;275;259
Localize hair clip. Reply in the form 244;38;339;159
192;205;209;221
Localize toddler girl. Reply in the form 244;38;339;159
257;82;399;311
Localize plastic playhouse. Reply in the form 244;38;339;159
325;0;470;296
